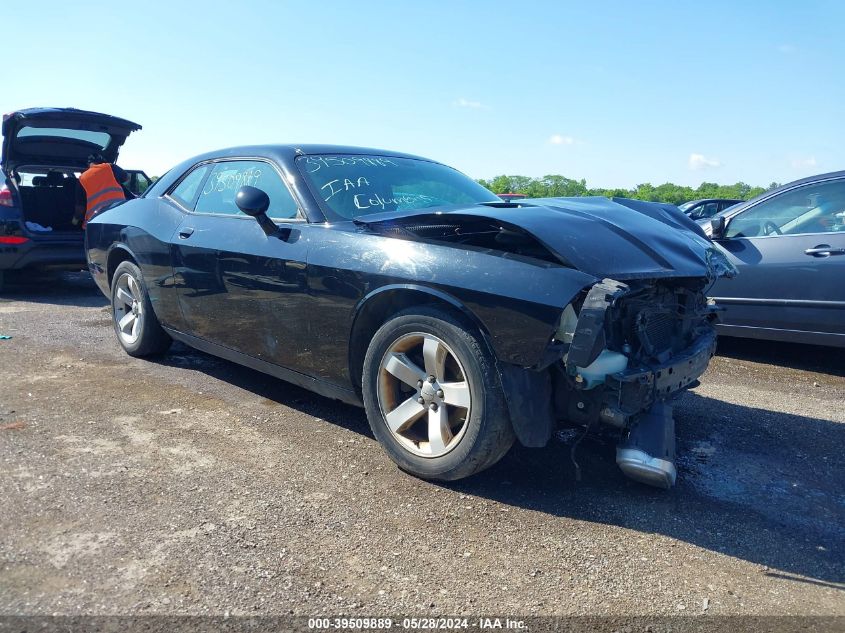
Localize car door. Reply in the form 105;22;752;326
170;158;313;369
710;177;845;339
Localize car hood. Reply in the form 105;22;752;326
355;196;735;281
1;107;141;170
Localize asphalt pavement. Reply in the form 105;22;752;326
1;272;842;618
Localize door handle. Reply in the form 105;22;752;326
804;244;845;257
178;227;195;239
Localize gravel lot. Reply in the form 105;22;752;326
1;271;843;618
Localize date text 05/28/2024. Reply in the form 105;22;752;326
307;617;527;630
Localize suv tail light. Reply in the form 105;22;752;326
0;236;29;244
0;186;13;207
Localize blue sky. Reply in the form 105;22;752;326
4;0;843;188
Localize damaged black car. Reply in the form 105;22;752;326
85;146;735;488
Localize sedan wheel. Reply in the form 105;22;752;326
378;332;472;458
110;260;171;357
363;307;515;481
113;272;144;346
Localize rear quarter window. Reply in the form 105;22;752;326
169;165;211;209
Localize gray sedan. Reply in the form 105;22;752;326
706;170;845;347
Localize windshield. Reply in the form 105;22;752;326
296;154;499;219
677;201;696;212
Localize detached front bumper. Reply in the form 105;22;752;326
551;328;717;488
560;328;717;429
499;275;719;488
606;328;717;415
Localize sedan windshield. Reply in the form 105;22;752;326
296;154;499;219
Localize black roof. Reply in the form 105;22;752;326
178;144;436;167
151;144;450;201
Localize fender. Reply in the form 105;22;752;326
348;282;501;387
106;242;139;279
93;223;186;332
351;282;560;448
352;282;495;344
84;223;136;298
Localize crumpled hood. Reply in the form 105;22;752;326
356;196;736;281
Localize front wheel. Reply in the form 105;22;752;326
110;260;171;357
362;307;514;481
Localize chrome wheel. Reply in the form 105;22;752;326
377;332;472;458
113;272;144;346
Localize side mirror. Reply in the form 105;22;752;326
236;186;277;236
236;186;270;216
710;216;726;240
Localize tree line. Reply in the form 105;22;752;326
475;175;781;205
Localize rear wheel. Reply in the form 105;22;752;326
110;260;171;357
362;307;514;481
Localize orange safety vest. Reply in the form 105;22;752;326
80;163;126;225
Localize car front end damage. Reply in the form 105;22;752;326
495;272;724;488
544;276;719;487
354;197;734;487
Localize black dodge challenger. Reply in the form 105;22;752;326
85;145;734;488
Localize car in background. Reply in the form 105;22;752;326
678;198;743;221
125;169;154;196
0;107;141;290
706;170;845;347
85;144;733;488
497;192;527;202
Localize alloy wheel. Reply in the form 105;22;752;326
113;272;144;346
377;332;472;458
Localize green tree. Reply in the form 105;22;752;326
477;173;771;205
489;175;512;193
539;175;588;197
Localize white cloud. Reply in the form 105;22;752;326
548;134;576;145
688;153;722;170
777;43;797;54
453;97;486;109
791;156;817;169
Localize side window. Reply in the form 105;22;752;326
169;164;211;209
726;180;845;238
690;202;717;220
194;160;299;219
135;173;152;195
700;202;719;218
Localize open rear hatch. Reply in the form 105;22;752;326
2;107;141;171
2;108;141;238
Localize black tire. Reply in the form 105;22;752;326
110;260;171;357
362;307;515;481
